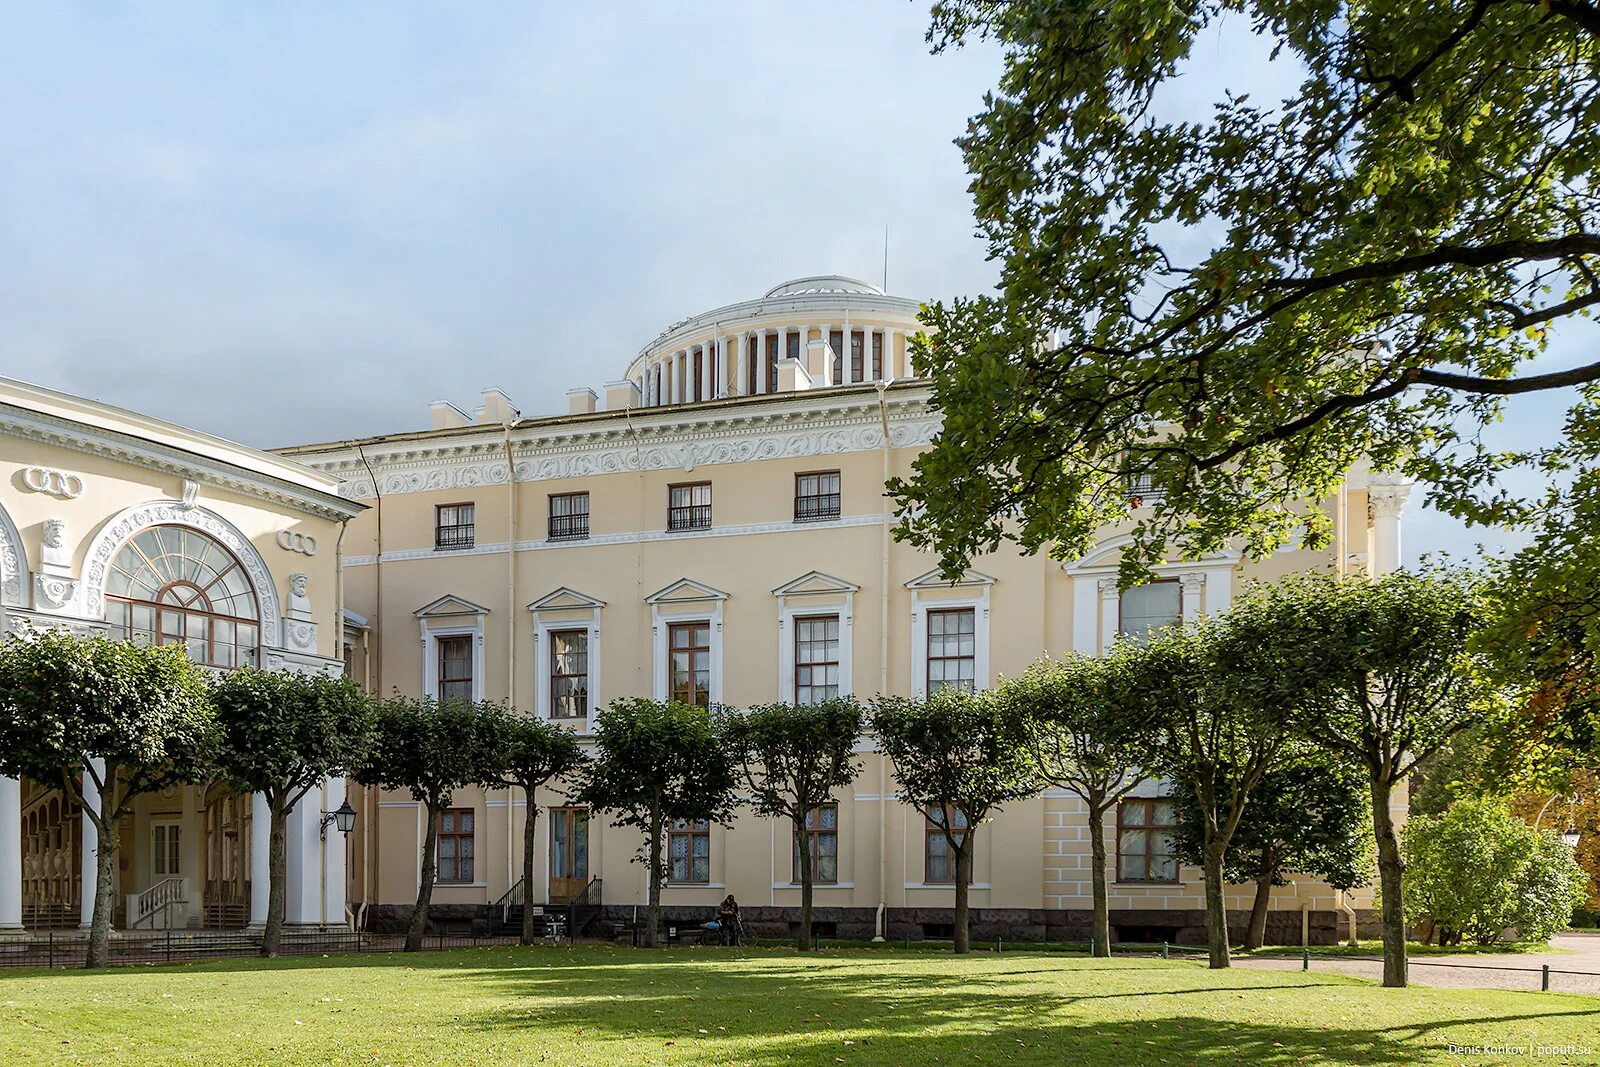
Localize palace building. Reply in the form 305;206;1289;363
0;276;1412;944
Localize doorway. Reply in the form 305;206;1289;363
549;807;589;903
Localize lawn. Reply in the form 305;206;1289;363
1;945;1597;1066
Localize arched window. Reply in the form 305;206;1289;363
104;526;260;668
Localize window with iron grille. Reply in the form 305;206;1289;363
435;503;475;549
667;482;711;531
1117;798;1178;883
436;808;475;883
549;629;589;718
1127;474;1168;507
437;635;473;702
924;804;969;884
668;621;712;707
926;608;976;693
548;492;590;541
794;614;840;705
668;817;710;883
794;470;841;522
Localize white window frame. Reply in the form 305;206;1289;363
773;571;859;704
528;587;604;728
905;569;995;698
414;595;490;703
151;819;182;877
645;579;729;706
1062;535;1240;656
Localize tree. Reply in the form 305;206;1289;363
481;710;586;945
892;1;1600;583
999;654;1151;956
576;698;738;948
1403;797;1590;946
1121;621;1294;968
872;688;1039;954
354;695;500;951
1230;570;1506;985
0;630;212;967
718;698;863;951
211;668;371;956
1170;760;1372;950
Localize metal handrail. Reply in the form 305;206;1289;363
494;877;525;925
129;877;185;929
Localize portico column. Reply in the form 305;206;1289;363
884;327;898;379
1369;481;1412;575
0;777;21;930
1098;579;1121;655
321;777;346;927
1179;572;1206;621
819;324;833;384
757;330;770;394
676;351;687;403
284;794;321;924
79;760;103;928
715;336;728;397
248;792;270;926
734;332;748;396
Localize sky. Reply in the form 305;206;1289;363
0;2;1581;567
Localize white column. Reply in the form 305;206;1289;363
715;336;727;397
248;792;270;926
0;777;20;930
819;324;833;385
1098;579;1121;655
1369;482;1411;575
757;330;770;394
321;777;346;927
79;760;103;928
676;351;687;403
284;794;322;924
735;332;748;396
699;343;710;401
1179;572;1206;621
884;327;898;379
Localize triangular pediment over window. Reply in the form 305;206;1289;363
644;578;730;605
905;568;997;590
772;570;861;597
413;594;492;618
527;587;606;612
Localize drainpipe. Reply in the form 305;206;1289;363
354;442;383;916
504;420;520;896
873;379;895;941
330;514;351;926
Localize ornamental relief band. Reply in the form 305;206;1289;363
276;530;318;555
19;466;85;499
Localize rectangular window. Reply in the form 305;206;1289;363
792;804;839;883
787;330;802;362
549;629;589;719
850;331;864;381
692;349;703;402
667;482;712;531
1127;473;1168;507
830;330;844;383
668;621;712;707
747;335;759;395
926;608;976;694
794;470;841;523
152;822;181;877
435;503;475;550
1120;580;1182;640
794;614;841;705
872;331;884;379
437;635;473;702
924;805;969;884
436;808;475;883
1117;798;1179;883
668;817;710;883
765;333;780;392
548;492;590;541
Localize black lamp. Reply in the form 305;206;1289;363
320;799;358;839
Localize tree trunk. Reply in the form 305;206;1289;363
262;796;289;957
407;801;439;952
1201;833;1231;969
1245;851;1274;951
1370;773;1407;988
521;792;539;946
953;839;972;955
644;807;662;949
1087;795;1111;957
85;818;119;968
796;814;814;951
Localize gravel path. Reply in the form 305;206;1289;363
1232;932;1600;996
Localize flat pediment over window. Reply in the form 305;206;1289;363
771;570;861;597
1062;533;1240;574
904;568;997;590
527;587;606;612
644;578;729;605
413;594;492;618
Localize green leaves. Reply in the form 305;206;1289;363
718;698;863;822
211;667;371;802
353;695;500;809
577;698;739;838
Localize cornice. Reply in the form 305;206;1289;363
0;402;362;522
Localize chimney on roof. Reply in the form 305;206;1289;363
604;380;640;411
429;400;472;430
477;387;519;424
567;388;598;415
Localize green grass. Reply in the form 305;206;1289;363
1;945;1597;1066
1243;940;1565;958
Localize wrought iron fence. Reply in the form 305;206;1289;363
0;930;523;970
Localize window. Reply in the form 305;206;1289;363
668;818;710;883
924;805;969;884
435;503;475;550
746;335;759;395
1117;798;1178;883
152;822;181;877
1127;474;1167;507
692;349;703;402
926;608;976;693
668;482;711;531
872;332;884;379
830;330;844;383
793;804;838;883
794;471;841;522
549;629;589;718
436;808;475;883
1120;580;1181;640
437;635;473;702
668;622;712;707
105;526;260;668
794;614;841;705
548;492;590;541
787;331;802;362
766;333;780;392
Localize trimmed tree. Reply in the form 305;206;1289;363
718;698;863;950
1229;570;1506;986
210;667;371;956
354;695;500;951
1121;621;1295;969
1170;760;1372;949
1000;654;1151;956
873;687;1039;954
482;709;586;944
576;698;738;948
0;630;213;967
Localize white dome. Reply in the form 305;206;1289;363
763;275;885;298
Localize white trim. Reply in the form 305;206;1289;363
651;598;724;706
904;882;993;891
1062;535;1241;655
771;882;857;890
529;593;603;728
414;593;493;618
909;587;992;698
0;499;27;609
418;598;487;702
775;575;855;704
